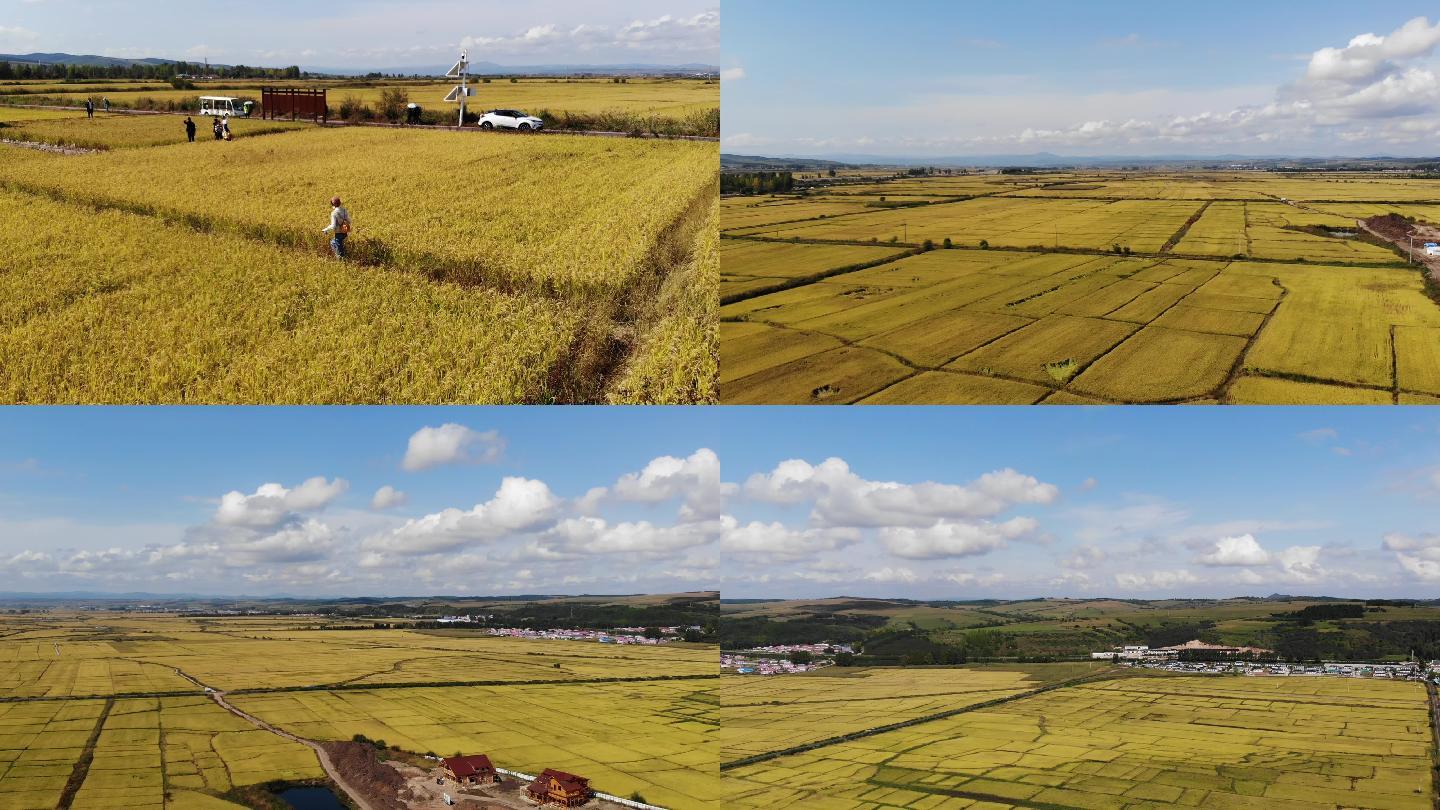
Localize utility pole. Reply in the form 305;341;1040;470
445;50;470;128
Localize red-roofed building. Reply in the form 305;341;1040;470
443;754;498;785
525;768;592;806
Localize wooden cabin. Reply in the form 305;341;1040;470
525;768;592;807
443;754;498;785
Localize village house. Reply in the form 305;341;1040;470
442;754;498;785
525;768;592;807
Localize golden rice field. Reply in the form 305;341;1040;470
1;77;719;117
235;680;718;809
0;119;718;404
721;172;1440;404
0;613;721;809
72;697;323;810
724;673;1434;810
0;617;716;696
717;669;1038;761
0;699;105;810
0;112;304;149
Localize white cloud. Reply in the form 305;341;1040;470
461;11;718;58
1384;533;1440;581
1114;569;1199;590
401;424;504;471
370;485;407;511
880;516;1039;560
1195;534;1272;566
540;516;718;555
605;448;727;520
721;519;861;558
1305;17;1440;85
721;67;745;81
1276;545;1324;583
214;477;348;528
1063;544;1105;569
743;458;1057;528
0;26;39;45
363;477;560;555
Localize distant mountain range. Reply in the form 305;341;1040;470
0;52;194;68
724;152;1440;171
0;51;717;77
725;152;1440;171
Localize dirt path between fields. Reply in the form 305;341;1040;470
212;689;382;810
1360;218;1440;286
164;665;380;810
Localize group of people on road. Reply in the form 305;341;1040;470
83;98;111;118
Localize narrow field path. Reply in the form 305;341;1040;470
55;697;113;810
164;664;379;810
211;690;380;810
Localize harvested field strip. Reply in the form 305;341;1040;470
55;697;111;810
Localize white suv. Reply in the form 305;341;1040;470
477;109;544;131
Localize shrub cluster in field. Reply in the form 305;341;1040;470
0;189;582;403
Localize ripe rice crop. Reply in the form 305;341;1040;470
722;172;1440;404
233;680;718;810
0;128;716;297
1;113;303;149
0;189;581;403
725;673;1432;810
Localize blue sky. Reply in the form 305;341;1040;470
722;1;1440;156
2;407;1438;600
0;1;718;70
0;407;725;597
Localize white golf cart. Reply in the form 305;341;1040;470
199;96;253;117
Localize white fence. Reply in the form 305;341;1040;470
494;768;669;810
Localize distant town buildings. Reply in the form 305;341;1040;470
721;644;854;675
1090;640;1273;661
486;626;693;645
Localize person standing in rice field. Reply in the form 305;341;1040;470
322;197;352;260
184;116;196;142
103;97;110;113
84;99;93;118
213;117;222;140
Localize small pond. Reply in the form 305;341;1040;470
276;786;346;810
